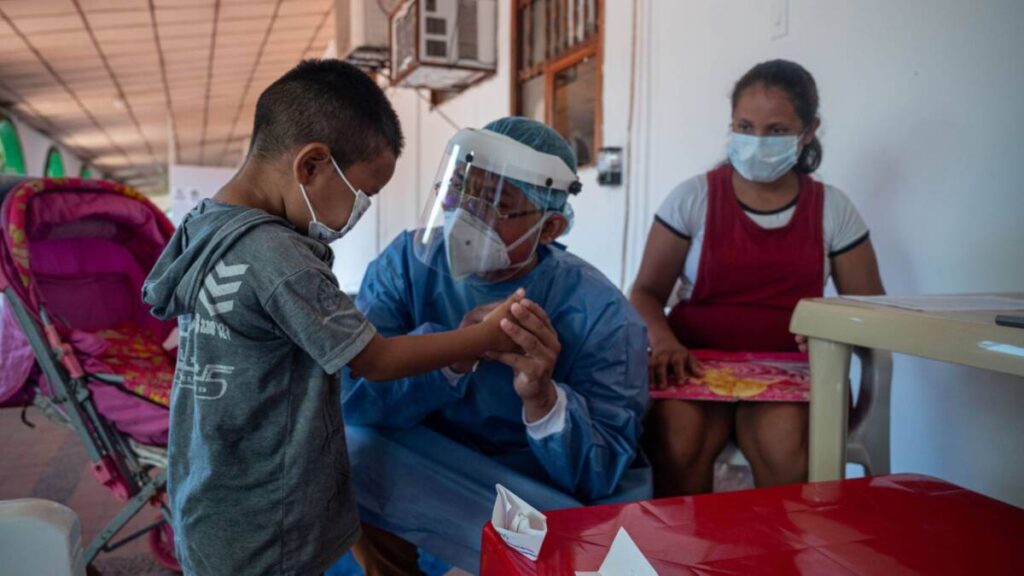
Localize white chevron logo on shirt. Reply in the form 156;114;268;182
200;260;249;316
215;261;249;278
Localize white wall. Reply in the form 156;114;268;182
339;0;636;291
7;113;84;178
168;164;236;225
623;0;1024;506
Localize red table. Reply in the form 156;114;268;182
481;474;1024;575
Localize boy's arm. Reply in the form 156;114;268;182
342;238;505;428
262;262;520;375
261;244;523;428
348;291;522;381
342;322;472;428
262;265;521;380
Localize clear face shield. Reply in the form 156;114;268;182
413;129;580;283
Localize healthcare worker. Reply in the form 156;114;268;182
630;60;885;497
342;117;650;575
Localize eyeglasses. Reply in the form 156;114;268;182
437;181;545;220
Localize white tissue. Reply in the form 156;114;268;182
491;484;548;561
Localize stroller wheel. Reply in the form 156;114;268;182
147;518;181;572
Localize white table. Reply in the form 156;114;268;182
790;294;1024;481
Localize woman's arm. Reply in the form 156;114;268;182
832;239;885;295
629;221;702;386
797;239;885;353
630;222;689;346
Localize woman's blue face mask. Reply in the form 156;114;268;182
727;133;801;183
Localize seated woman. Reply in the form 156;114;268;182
629;60;885;496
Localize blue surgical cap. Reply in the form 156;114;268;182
482;117;577;227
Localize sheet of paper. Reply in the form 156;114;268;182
575;527;657;576
843;295;1024;312
491;484;547;561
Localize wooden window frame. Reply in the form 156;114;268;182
510;0;603;167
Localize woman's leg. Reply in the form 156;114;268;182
735;402;809;487
646;399;735;496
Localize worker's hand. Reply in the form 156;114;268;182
485;298;561;422
449;300;503;373
795;334;809;354
649;340;703;390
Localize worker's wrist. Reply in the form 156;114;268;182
522;380;558;423
523;384;567;438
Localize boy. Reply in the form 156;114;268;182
142;59;520;575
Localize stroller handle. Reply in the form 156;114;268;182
38;307;86;379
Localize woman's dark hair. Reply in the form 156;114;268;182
731;59;822;173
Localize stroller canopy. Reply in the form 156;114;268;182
0;177;176;415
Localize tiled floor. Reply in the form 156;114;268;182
0;407;177;575
2;405;746;575
0;407;474;576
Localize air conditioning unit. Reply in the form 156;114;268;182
390;0;497;91
335;0;393;70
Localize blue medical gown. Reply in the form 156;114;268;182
340;232;650;572
342;232;649;500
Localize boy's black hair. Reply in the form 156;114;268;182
249;59;403;167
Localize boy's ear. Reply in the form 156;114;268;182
292;143;332;186
538;214;568;245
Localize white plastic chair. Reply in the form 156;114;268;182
845;346;893;476
0;498;86;576
718;346;893;477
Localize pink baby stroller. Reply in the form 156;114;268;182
0;176;180;571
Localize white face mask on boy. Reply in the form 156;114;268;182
299;156;371;244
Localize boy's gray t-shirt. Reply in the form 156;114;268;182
143;200;375;575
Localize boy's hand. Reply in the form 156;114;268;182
162;327;180;352
479;288;526;353
450;301;503;373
